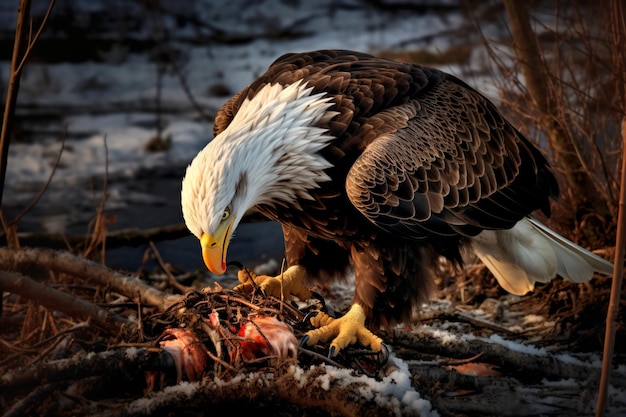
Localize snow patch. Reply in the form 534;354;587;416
321;354;438;417
487;333;547;356
124;346;141;360
127;382;200;415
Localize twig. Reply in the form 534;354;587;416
217;293;261;311
28;321;89;350
148;241;190;294
23;332;70;368
447;312;517;336
83;135;110;263
170;58;215;123
9;127;67;226
0;210;20;250
0;336;37;355
14;0;56;75
0;0;55;208
297;346;345;368
0;0;31;209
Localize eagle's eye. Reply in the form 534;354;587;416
222;208;230;221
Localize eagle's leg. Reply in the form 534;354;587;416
233;264;312;301
302;304;384;357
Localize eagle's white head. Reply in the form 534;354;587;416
181;80;338;274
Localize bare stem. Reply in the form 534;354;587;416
0;0;31;209
596;110;626;417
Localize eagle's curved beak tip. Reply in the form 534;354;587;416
199;216;235;275
200;233;227;274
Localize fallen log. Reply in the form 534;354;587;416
0;247;180;310
391;327;626;388
95;360;433;417
0;347;175;391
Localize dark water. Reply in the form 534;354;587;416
106;221;285;273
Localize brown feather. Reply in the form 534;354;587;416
212;50;558;328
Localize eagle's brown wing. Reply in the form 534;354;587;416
213;49;558;240
345;77;559;239
212;49;439;138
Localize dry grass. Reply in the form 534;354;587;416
475;1;625;247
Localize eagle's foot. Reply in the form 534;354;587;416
301;304;384;358
233;264;312;301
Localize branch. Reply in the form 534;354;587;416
0;0;31;208
390;327;625;387
3;223;191;250
1;210;271;250
0;347;175;391
1;382;57;417
97;362;426;417
0;270;132;334
0;247;181;310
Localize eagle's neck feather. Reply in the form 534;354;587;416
182;81;338;237
219;81;337;206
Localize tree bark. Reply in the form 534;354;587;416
503;0;609;218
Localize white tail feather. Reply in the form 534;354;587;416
526;217;614;276
473;254;536;295
470;217;613;296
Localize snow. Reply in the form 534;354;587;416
313;371;331;391
424;323;605;369
124;346;141;360
487;333;548;356
127;381;200;415
123;355;436;416
299;354;438;417
554;352;602;368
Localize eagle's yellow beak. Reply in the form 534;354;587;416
200;215;235;275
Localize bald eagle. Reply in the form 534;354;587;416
181;50;612;356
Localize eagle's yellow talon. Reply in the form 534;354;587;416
304;304;383;356
234;265;311;301
307;310;335;327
